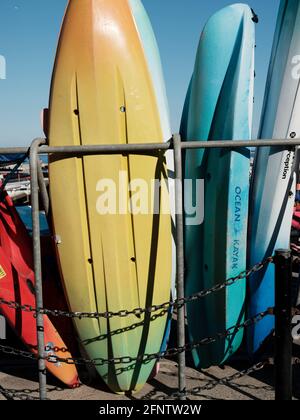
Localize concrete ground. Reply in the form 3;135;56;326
0;357;276;401
1;320;300;401
1;347;300;400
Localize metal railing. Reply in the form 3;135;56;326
0;134;299;401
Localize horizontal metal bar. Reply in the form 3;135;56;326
181;139;300;149
38;138;300;154
40;142;171;155
0;148;29;154
0;137;300;157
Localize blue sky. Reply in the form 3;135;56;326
0;0;280;146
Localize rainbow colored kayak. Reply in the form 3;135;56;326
48;0;174;393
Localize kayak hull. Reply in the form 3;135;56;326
248;0;300;354
181;4;255;368
48;0;173;393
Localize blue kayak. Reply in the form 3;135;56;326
247;0;300;354
181;4;256;368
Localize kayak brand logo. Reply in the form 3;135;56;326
282;151;293;180
234;187;242;223
95;171;204;226
232;240;240;270
292;55;300;80
231;187;243;271
0;315;6;340
0;55;6;80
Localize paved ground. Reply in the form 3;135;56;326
1;320;300;400
0;357;277;401
2;346;300;400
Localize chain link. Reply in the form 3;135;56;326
293;256;300;264
0;385;40;401
0;343;37;360
0;257;273;320
0;386;62;400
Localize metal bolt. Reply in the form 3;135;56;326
54;235;62;245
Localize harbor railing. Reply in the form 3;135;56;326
0;134;299;401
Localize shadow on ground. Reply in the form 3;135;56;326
1;318;299;400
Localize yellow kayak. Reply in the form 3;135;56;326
48;0;173;393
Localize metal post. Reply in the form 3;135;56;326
274;249;293;401
29;138;47;400
37;159;49;217
173;133;186;400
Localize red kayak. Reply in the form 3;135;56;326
0;186;79;387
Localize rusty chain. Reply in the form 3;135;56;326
148;360;270;400
0;386;39;401
0;385;62;401
0;257;273;320
0;256;274;399
0;309;271;366
0;343;37;361
0;390;40;401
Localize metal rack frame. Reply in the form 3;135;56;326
0;133;299;400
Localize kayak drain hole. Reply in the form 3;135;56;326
74;109;79;116
131;257;136;263
88;258;93;264
290;132;296;139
